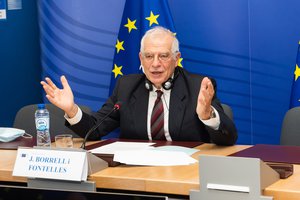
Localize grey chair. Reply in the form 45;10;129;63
13;104;91;138
280;106;300;146
221;103;234;121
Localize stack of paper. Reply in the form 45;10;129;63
90;141;154;154
114;150;197;166
90;141;198;166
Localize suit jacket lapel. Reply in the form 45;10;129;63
129;84;149;137
169;75;187;140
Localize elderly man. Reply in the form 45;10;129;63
41;26;237;145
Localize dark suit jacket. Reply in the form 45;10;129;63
67;68;237;145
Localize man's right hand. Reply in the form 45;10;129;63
40;75;78;118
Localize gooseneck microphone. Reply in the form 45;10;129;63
80;102;121;149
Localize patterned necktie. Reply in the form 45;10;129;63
151;90;166;140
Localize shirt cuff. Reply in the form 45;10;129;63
200;106;220;130
64;107;83;125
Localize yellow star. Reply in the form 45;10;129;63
177;57;183;67
145;11;159;27
112;64;123;78
124;18;137;33
115;39;125;53
295;64;300;81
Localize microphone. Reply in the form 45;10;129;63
80;102;122;149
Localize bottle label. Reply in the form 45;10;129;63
36;118;49;131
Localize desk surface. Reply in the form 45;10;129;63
1;140;300;199
89;143;250;195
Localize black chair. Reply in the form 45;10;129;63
221;103;234;121
280;106;300;146
13;104;91;138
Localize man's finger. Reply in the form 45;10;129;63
45;77;57;90
61;75;70;90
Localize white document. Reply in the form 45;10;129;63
153;145;199;156
90;141;155;154
113;150;197;166
13;148;88;181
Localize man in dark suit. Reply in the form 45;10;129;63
41;26;237;145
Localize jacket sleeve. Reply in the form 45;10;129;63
65;78;122;140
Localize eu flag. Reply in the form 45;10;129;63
109;0;177;94
290;41;300;108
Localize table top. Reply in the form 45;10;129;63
88;143;250;195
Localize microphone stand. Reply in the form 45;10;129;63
80;105;119;149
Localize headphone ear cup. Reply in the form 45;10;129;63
162;78;173;90
145;79;153;91
163;67;180;90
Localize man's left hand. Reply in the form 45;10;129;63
197;77;215;120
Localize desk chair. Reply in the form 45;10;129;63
280;106;300;146
221;103;234;121
13;104;91;138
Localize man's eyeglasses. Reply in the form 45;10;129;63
142;53;173;62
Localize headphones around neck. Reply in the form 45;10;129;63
144;67;180;91
145;77;173;91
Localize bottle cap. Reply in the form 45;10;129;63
37;104;45;109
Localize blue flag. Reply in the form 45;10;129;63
290;41;300;108
109;0;177;95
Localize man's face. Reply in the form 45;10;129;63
139;33;180;89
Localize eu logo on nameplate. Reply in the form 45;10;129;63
13;147;88;181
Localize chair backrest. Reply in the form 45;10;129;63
280;106;300;146
13;104;91;138
221;103;234;121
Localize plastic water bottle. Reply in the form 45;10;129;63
35;104;51;147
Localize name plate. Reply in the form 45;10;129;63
13;147;88;181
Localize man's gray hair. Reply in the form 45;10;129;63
140;26;180;54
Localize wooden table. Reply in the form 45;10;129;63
89;143;250;195
1;140;300;199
